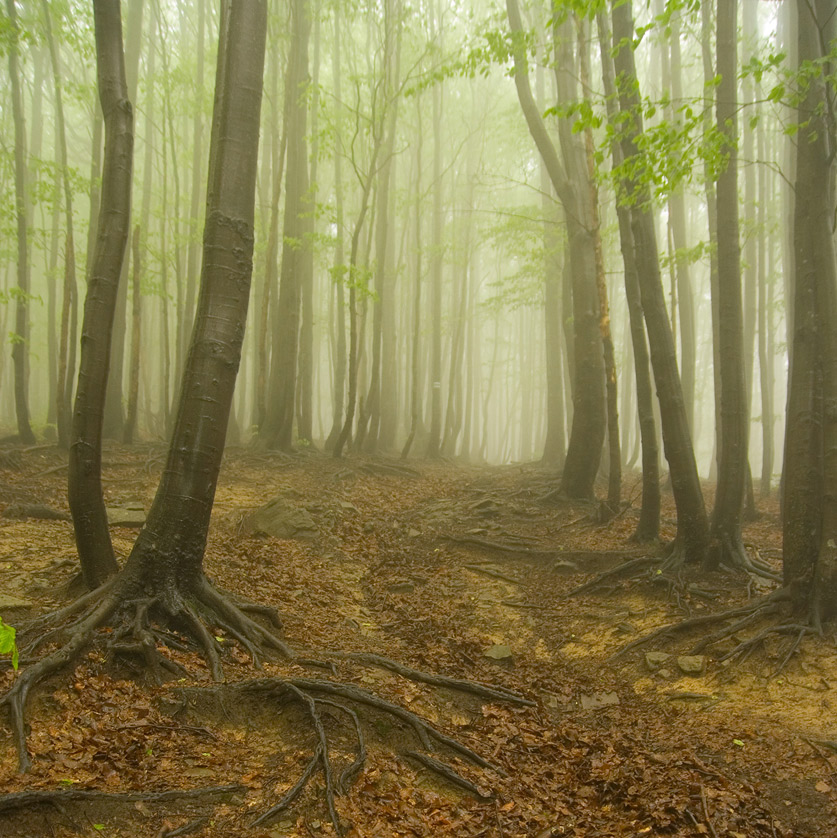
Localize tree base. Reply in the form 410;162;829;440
1;570;532;833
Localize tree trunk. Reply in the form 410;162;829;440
68;0;134;589
5;0;36;444
707;0;748;568
41;0;78;449
597;8;659;541
261;0;312;451
123;0;266;586
102;0;145;440
505;0;605;498
610;0;708;560
123;226;142;444
783;0;837;621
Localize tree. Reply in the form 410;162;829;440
4;0;272;771
260;0;312;451
506;0;606;499
708;0;750;570
68;0;134;590
609;0;709;562
4;0;36;445
783;0;837;622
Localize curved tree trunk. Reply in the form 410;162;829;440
123;0;266;587
597;8;659;540
69;0;135;589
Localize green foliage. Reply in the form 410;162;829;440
0;617;19;671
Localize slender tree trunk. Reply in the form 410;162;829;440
5;0;36;444
610;0;708;559
425;62;444;459
262;0;311;451
506;0;604;496
597;8;660;540
297;12;321;446
103;0;145;439
123;226;142;443
708;0;748;568
41;0;78;448
69;0;134;588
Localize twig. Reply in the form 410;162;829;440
700;785;719;838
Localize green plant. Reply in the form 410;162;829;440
0;616;19;670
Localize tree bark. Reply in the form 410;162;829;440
69;0;134;589
783;0;837;620
123;0;266;588
708;0;748;568
5;0;36;445
610;0;708;560
597;8;659;541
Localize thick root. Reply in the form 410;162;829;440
181;675;514;833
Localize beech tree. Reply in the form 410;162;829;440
783;0;837;622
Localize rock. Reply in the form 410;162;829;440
0;593;32;611
388;581;416;594
484;644;513;661
677;655;706;675
408;528;420;538
240;496;316;540
107;503;146;527
645;651;671;672
580;691;619;710
656;668;673;679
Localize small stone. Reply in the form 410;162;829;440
408;528;420;538
106;503;146;527
645;651;671;672
484;644;513;661
677;655;706;675
580;691;619;710
656;668;673;679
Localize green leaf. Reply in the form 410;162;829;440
0;617;18;671
733;738;745;747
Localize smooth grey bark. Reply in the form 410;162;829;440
102;0;145;439
597;8;660;541
708;0;748;568
40;0;78;448
783;0;837;621
610;0;708;560
69;0;134;588
122;0;267;586
5;0;36;445
506;0;605;498
261;0;312;451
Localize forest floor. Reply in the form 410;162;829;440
0;444;836;838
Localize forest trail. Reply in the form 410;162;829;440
1;446;835;837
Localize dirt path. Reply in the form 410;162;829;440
0;447;835;837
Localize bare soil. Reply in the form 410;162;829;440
1;444;835;837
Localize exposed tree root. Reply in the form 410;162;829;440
2;576;532;833
606;588;828;674
178;675;518;833
1;572;294;772
0;784;245;814
565;556;658;597
608;590;790;661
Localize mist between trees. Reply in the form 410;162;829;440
0;0;807;480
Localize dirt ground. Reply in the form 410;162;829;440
0;444;836;837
